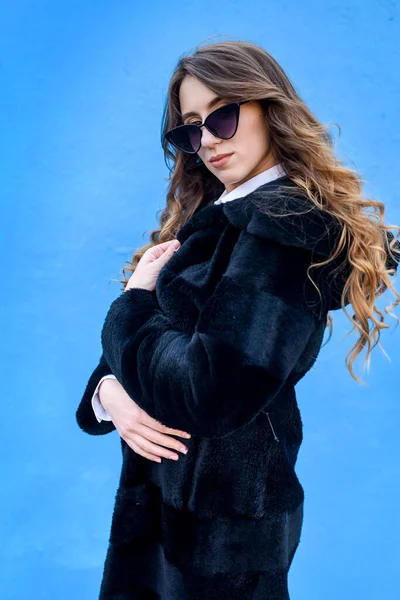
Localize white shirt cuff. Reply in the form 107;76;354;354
91;375;117;422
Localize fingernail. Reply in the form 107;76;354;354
170;454;179;461
181;447;188;454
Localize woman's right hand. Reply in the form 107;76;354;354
98;377;191;463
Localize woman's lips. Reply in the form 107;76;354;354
210;153;234;168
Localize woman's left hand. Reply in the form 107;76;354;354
125;239;181;292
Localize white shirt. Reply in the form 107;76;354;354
91;163;286;422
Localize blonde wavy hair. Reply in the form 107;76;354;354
114;39;400;384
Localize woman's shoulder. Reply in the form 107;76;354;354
222;176;342;258
174;176;399;314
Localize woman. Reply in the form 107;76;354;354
76;41;400;599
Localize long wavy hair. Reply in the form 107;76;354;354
114;39;400;384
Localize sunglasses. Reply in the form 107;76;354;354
164;100;250;155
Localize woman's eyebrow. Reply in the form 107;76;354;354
181;96;225;121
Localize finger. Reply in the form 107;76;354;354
135;424;188;454
133;435;181;461
143;241;173;255
140;451;163;463
146;240;179;261
153;240;180;264
126;439;162;463
155;240;178;250
139;413;191;439
136;449;163;463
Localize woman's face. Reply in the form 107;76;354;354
179;75;277;193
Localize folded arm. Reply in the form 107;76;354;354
101;230;327;439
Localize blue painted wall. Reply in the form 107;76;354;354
1;1;399;598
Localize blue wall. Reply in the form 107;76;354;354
1;1;399;598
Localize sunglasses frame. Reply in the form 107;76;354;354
165;100;251;155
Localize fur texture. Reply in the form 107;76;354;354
76;176;398;599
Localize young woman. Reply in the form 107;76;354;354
76;40;400;599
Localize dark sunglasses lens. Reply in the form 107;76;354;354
167;125;200;153
166;103;239;153
206;103;238;138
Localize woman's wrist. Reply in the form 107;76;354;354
98;377;119;408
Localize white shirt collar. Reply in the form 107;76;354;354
214;163;286;205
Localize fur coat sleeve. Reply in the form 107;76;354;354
75;353;117;435
100;205;344;439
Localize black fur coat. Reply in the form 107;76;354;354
76;176;399;599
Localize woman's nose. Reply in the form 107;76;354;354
199;126;220;148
